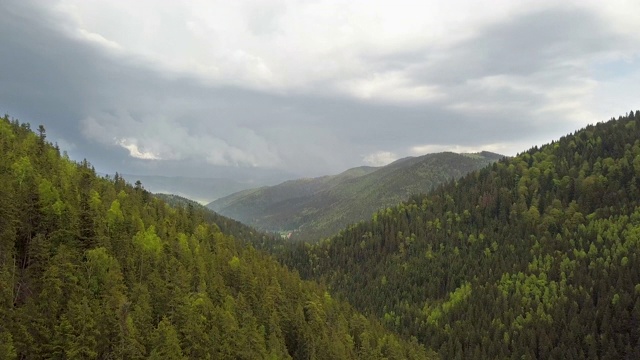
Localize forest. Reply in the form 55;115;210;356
0;115;433;359
4;110;640;359
275;110;640;359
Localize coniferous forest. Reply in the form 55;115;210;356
3;1;639;358
277;110;640;359
0;115;433;359
4;110;640;359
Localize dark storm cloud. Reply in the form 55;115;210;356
0;0;313;176
1;0;638;179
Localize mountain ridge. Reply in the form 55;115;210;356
208;151;504;240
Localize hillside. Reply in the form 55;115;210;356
209;151;502;240
153;193;276;246
0;116;433;359
277;111;640;358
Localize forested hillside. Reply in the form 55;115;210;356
0;116;433;359
154;193;275;246
209;152;502;240
279;111;640;359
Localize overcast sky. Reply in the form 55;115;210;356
1;0;639;179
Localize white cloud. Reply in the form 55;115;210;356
35;1;547;92
43;0;639;110
116;138;160;160
363;151;398;166
51;137;76;153
340;71;444;103
80;112;282;167
75;28;123;51
32;1;637;111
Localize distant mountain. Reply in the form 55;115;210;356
208;151;503;240
116;173;289;205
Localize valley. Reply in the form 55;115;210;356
3;2;638;358
4;110;640;358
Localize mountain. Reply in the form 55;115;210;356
0;116;434;359
276;111;640;359
116;173;287;205
209;151;503;240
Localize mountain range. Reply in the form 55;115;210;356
208;151;503;240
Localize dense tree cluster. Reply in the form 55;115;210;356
278;111;640;359
0;116;433;359
154;193;277;246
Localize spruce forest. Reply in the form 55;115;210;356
0;116;432;359
277;110;640;358
3;110;640;359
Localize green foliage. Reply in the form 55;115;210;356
0;115;434;359
133;226;162;254
155;193;274;245
149;317;185;360
277;111;640;359
0;331;17;360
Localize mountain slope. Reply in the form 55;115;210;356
153;193;273;245
209;151;502;240
277;111;640;359
0;116;433;359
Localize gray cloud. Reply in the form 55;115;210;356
1;0;639;183
402;7;626;85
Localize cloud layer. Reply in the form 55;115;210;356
1;0;639;177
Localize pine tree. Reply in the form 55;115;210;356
149;317;185;360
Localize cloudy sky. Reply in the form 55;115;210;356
1;0;639;179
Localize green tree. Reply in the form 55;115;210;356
149;317;185;360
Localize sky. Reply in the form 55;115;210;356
1;0;640;180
